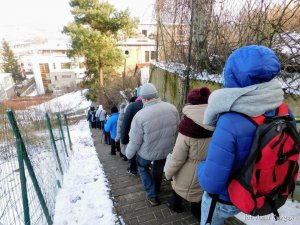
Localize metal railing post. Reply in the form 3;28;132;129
56;113;69;157
7;109;53;225
45;113;64;175
64;114;72;151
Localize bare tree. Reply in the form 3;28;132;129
156;0;300;93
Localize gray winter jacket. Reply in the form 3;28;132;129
99;110;106;121
126;99;180;161
115;112;125;141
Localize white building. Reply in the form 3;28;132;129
117;34;157;84
138;23;156;39
30;54;85;95
118;34;157;70
12;40;85;95
50;70;77;93
0;73;15;101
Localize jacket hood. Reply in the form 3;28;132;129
223;45;281;88
183;105;214;131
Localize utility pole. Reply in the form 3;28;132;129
185;0;195;102
192;0;214;70
123;50;129;89
123;58;126;89
155;1;160;62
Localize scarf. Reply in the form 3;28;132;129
179;116;213;138
204;79;284;126
179;104;214;138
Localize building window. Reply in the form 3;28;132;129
145;51;150;62
61;63;71;69
151;51;156;60
39;63;50;88
142;29;148;37
55;76;57;81
79;62;85;68
53;63;56;70
62;75;71;78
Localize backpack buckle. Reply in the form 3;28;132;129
269;186;281;200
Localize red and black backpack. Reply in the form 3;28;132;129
228;103;300;219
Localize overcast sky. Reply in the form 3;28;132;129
0;0;155;41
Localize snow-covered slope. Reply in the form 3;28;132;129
53;120;118;225
33;90;92;113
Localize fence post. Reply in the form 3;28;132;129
46;113;64;175
64;114;73;151
7;110;31;225
56;113;69;157
7;109;53;225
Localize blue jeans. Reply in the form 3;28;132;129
136;154;166;198
201;192;240;225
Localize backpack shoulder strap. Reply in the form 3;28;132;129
277;103;289;115
251;115;266;126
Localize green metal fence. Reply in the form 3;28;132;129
0;105;72;225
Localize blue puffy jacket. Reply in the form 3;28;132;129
104;112;119;139
197;45;294;202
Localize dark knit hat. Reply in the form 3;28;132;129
111;106;118;114
129;96;137;103
187;87;211;105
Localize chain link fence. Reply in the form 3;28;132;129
0;103;72;225
156;0;300;93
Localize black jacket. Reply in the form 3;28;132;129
120;100;143;144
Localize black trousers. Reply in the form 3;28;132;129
128;154;137;172
169;190;201;221
110;139;120;154
104;132;111;145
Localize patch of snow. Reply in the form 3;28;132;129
152;62;300;95
27;90;38;96
26;74;35;79
33;90;91;113
235;199;300;225
152;61;187;77
152;61;223;84
53;119;118;225
277;74;300;95
275;32;300;58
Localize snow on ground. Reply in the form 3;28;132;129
276;32;300;58
235;199;300;225
53;119;118;225
27;89;38;96
33;90;92;113
151;62;299;95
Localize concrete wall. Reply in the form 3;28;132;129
149;64;222;111
149;65;185;111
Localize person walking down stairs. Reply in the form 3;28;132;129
164;87;214;222
105;106;120;155
126;83;180;207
